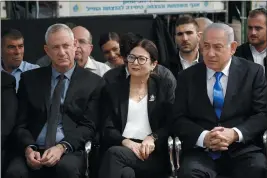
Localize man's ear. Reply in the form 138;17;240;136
44;45;49;55
230;41;238;55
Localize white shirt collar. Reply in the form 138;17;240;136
249;44;267;54
207;57;232;80
179;51;199;63
84;56;97;70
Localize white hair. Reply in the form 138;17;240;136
45;23;74;44
203;23;235;45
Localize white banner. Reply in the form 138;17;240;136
251;1;267;10
58;1;225;17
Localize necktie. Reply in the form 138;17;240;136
45;74;65;148
209;72;224;160
213;72;224;119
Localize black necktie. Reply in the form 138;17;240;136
45;74;65;148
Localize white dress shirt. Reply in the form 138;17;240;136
122;96;152;140
179;51;199;70
84;56;110;77
249;44;267;67
196;58;243;148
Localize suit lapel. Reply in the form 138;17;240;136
194;63;217;118
64;65;81;105
120;77;130;131
245;43;254;62
221;57;244;119
42;66;52;116
147;76;158;123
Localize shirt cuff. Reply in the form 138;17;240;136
232;127;244;142
196;130;209;148
59;141;73;152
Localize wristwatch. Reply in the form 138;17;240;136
57;143;68;154
149;133;158;141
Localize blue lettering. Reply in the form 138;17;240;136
167;4;188;8
147;4;165;9
103;6;124;11
86;6;101;11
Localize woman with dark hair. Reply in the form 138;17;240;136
99;39;173;178
99;32;124;68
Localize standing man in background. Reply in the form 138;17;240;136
169;15;203;80
235;8;266;70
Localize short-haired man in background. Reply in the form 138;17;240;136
235;8;267;72
169;15;203;80
1;29;39;91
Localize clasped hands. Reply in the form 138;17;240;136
122;136;155;161
204;126;239;151
25;144;65;170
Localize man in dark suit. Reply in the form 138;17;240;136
235;8;266;70
5;23;105;178
170;15;203;80
172;23;267;178
1;72;18;174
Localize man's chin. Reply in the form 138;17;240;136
180;49;193;53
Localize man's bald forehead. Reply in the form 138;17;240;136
72;26;89;35
195;17;213;32
72;26;92;43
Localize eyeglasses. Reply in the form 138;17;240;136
127;54;149;65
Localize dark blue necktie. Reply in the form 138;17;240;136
209;72;224;160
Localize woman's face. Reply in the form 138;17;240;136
127;46;157;77
101;40;124;66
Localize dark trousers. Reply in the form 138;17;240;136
98;146;169;178
178;149;267;178
5;151;85;178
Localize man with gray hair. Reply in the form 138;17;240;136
195;17;213;54
172;23;267;178
5;23;105;178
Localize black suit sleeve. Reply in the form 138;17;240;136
153;79;175;150
171;72;205;149
63;78;106;151
15;73;37;150
102;86;126;147
1;73;18;148
236;66;267;142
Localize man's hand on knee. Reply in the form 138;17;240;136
25;146;42;170
40;145;64;167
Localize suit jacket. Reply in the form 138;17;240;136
15;65;105;152
172;56;267;157
169;51;204;81
102;74;175;152
235;42;267;79
1;72;18;149
235;42;254;62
